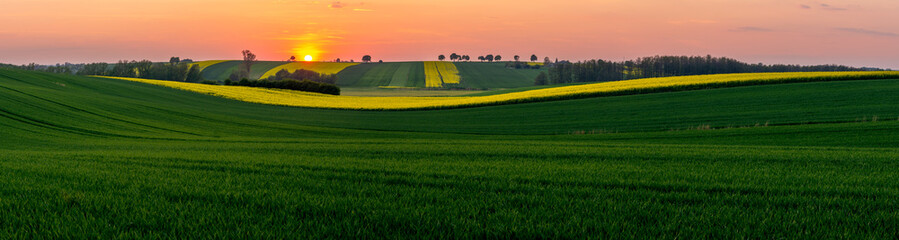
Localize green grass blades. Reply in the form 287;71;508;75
2;68;899;238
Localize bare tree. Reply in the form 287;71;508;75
241;50;256;79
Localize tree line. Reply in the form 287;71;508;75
75;58;202;82
437;53;545;63
537;55;886;85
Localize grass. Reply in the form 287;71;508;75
454;62;546;89
336;62;425;88
336;62;403;87
199;60;241;81
3;69;899;238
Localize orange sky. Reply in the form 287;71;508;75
1;0;897;68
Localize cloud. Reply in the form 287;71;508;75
668;19;717;25
328;1;343;8
352;8;374;12
820;3;847;11
731;27;774;32
802;3;847;11
835;28;897;37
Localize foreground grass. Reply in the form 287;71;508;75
3;69;899;238
2;123;899;238
103;71;899;110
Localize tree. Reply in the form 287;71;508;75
485;54;494;62
169;57;180;65
450;53;459;61
438;55;446;61
530;54;538;62
544;57;551;65
477;56;485;62
495;55;502;61
288;56;296;62
534;72;548;85
336;58;341;62
463;55;470;61
362;55;372;63
241;50;256;79
514;55;520;62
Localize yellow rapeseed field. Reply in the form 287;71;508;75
423;61;443;88
260;62;359;79
101;71;899;110
189;60;229;72
437;62;460;84
423;61;460;87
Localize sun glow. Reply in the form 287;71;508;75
304;55;313;61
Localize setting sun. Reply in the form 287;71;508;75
304;55;313;61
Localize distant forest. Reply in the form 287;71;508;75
536;55;887;85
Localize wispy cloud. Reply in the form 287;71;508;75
836;28;897;37
352;8;374;12
328;1;343;8
731;27;774;32
801;3;848;11
819;3;847;11
668;19;717;25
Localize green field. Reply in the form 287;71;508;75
198;61;292;81
336;62;425;87
199;60;240;81
2;68;899;238
454;62;546;89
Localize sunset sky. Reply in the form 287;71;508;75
1;0;897;68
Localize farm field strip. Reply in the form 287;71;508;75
102;71;899;110
260;62;359;79
423;61;461;87
423;61;443;87
189;60;229;72
436;61;460;84
388;63;413;86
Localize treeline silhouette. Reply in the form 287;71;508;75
539;55;884;85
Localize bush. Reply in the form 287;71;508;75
201;80;219;85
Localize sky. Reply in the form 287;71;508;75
1;0;897;69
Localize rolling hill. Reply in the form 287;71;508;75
195;60;543;89
3;68;899;238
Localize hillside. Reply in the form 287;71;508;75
2;69;899;238
195;60;544;89
104;71;899;110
